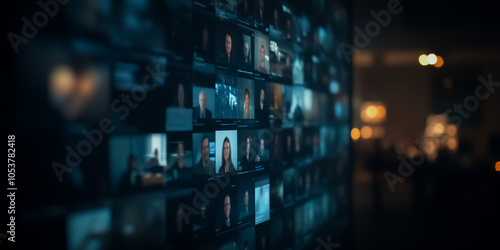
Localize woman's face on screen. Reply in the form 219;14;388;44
223;141;230;162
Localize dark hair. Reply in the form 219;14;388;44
244;88;250;97
222;137;233;168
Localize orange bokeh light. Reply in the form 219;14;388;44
434;56;444;68
351;128;360;140
361;126;373;139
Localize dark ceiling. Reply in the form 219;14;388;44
352;0;500;50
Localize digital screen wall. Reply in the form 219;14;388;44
7;0;351;249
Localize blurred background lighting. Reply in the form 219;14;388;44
434;55;444;68
360;102;386;123
376;105;386;118
427;53;438;65
446;125;457;136
447;138;458;150
351;128;361;140
365;105;378;118
433;123;445;135
361;126;373;139
419;54;428;65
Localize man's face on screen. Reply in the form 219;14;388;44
199;92;207;110
243;40;249;58
225;34;232;55
202;138;210;162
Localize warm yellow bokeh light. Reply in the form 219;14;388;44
424;141;436;154
434;56;444;68
365;105;378;118
351;128;361;140
446;125;457;137
433;123;445;135
425;126;434;137
376;105;386;118
427;53;437;65
447;138;457;150
419;54;428;65
361;126;373;139
496;161;500;172
49;65;75;98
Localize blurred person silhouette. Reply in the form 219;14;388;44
256;138;269;162
273;8;279;29
200;26;210;59
293;96;303;123
148;148;160;167
119;154;139;193
282;56;293;79
239;189;252;220
239;0;251;20
257;0;265;26
255;88;267;120
170;142;192;182
286;18;292;39
177;83;186;108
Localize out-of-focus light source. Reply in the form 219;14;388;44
361;102;386;123
50;65;75;99
424;141;436;154
434;56;444;68
365;105;378;118
447;138;458;150
427;53;437;65
433;123;445;135
419;54;428;65
425;125;434;137
446;125;457;136
495;161;500;171
351;128;360;140
376;105;386;119
361;126;373;139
